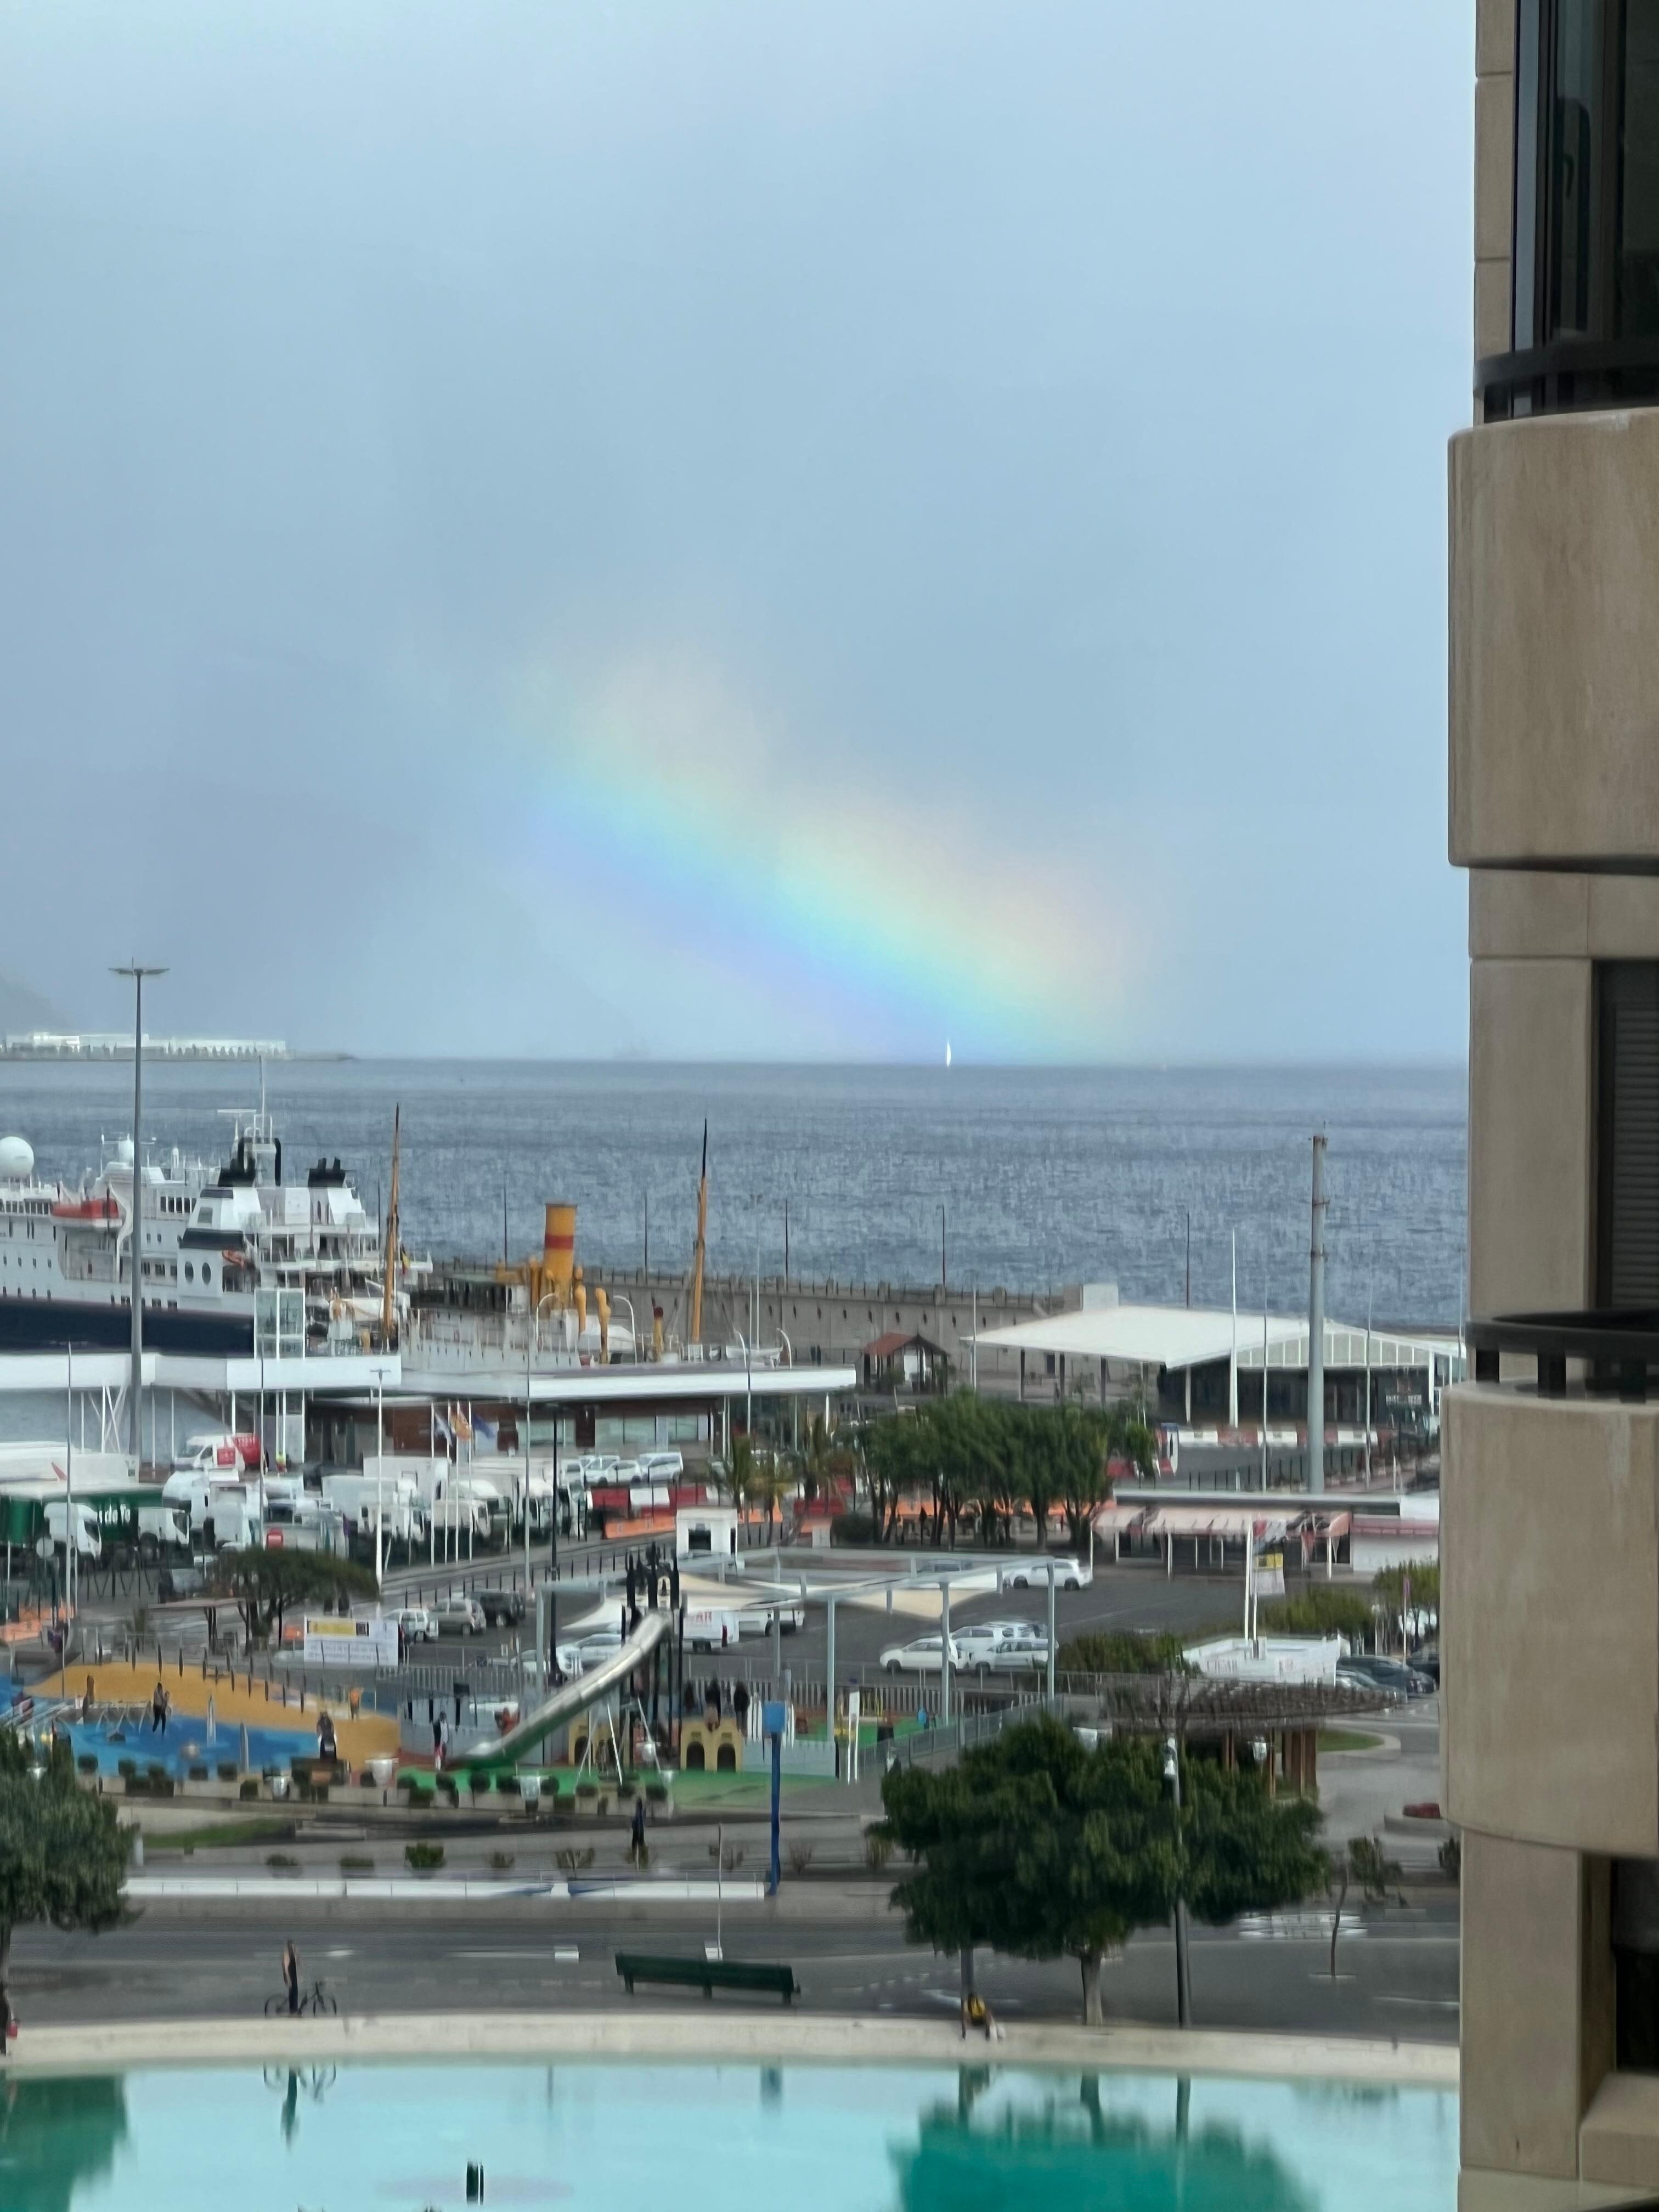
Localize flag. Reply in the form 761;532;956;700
473;1415;498;1449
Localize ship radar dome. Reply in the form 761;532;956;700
114;1137;134;1166
0;1136;35;1182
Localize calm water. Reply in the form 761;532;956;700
0;2063;1458;2211
0;1060;1466;1324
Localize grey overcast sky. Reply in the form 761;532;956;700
0;2;1473;1062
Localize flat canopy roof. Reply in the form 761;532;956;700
968;1303;1463;1375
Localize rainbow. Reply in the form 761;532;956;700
505;648;1137;1058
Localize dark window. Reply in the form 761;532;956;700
1596;962;1659;1304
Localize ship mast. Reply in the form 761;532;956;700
690;1120;708;1347
381;1104;400;1349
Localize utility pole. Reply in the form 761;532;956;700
1307;1135;1328;1493
112;962;166;1468
940;1203;946;1293
1165;1735;1193;2027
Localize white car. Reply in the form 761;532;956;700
1000;1555;1092;1592
955;1620;1051;1669
555;1630;623;1677
879;1633;968;1675
394;1605;437;1644
433;1595;487;1637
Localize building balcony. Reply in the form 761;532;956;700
1446;1313;1659;1856
1451;407;1659;871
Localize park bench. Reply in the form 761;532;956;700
614;1951;799;2005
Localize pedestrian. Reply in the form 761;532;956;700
282;1939;300;2017
150;1679;166;1733
629;1794;647;1868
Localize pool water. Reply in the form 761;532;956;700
64;1713;314;1779
0;2062;1458;2210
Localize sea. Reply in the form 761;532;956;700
0;1060;1467;1328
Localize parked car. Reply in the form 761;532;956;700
1000;1555;1092;1592
394;1605;437;1644
955;1620;1051;1670
478;1589;526;1628
433;1595;487;1638
880;1633;967;1674
555;1630;623;1676
156;1562;207;1602
1342;1652;1435;1698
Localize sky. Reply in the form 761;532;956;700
0;2;1474;1063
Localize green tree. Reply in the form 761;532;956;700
1372;1561;1438;1646
1058;1630;1198;1676
0;1731;132;2046
797;1413;832;1505
747;1451;793;1538
878;1716;1324;2025
213;1547;379;1647
1257;1585;1373;1640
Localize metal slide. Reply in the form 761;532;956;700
458;1608;672;1765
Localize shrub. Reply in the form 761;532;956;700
340;1854;374;1872
645;1781;669;1804
787;1841;815;1878
188;1765;209;1782
487;1850;515;1871
239;1779;260;1800
267;1853;300;1870
1059;1631;1195;1676
117;1758;137;1780
1259;1587;1374;1640
831;1510;875;1545
123;1774;149;1796
554;1846;596;1873
495;1774;520;1796
864;1828;894;1872
217;1763;239;1783
466;1769;491;1796
76;1753;99;1776
146;1762;168;1782
574;1780;598;1802
405;1842;445;1872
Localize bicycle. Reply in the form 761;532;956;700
264;1977;338;2018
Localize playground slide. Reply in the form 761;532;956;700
459;1609;672;1765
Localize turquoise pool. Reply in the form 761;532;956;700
0;2062;1457;2210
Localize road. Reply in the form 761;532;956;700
370;1555;1246;1679
9;1889;1459;2041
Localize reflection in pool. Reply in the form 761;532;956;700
0;2062;1457;2211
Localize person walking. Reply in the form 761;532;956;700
282;1939;300;2017
150;1680;167;1734
629;1793;647;1868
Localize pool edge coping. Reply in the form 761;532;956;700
0;2010;1459;2087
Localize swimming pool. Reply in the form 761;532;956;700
0;2062;1458;2210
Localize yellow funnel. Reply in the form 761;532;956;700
542;1203;577;1304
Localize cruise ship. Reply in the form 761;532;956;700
0;1110;399;1355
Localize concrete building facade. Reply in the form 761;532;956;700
1447;2;1659;2198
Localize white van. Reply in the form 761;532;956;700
637;1451;685;1482
172;1433;246;1476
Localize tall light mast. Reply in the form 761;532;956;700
112;962;166;1466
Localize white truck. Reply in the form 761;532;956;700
320;1471;426;1548
39;1496;190;1563
161;1469;261;1544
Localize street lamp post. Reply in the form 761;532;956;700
1164;1734;1193;2028
111;963;166;1467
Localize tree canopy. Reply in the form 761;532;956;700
878;1715;1324;2022
212;1546;379;1644
852;1396;1156;1549
0;1730;132;2042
